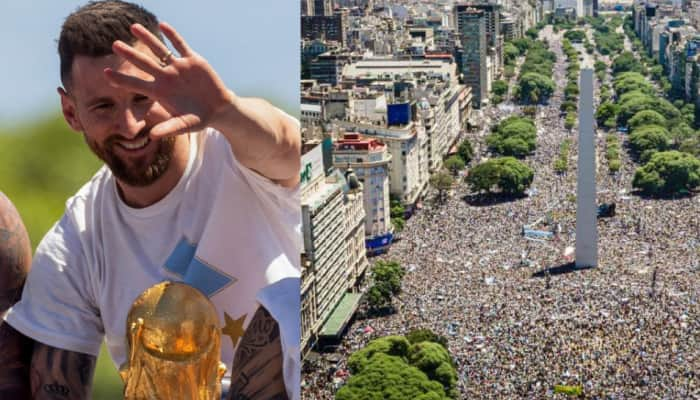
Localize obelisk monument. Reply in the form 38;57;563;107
576;68;598;268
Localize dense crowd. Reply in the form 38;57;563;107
302;27;700;399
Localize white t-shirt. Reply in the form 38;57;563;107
5;128;302;399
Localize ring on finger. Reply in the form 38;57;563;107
160;50;174;67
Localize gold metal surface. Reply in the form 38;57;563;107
119;281;227;399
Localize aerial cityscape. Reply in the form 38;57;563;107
300;0;699;398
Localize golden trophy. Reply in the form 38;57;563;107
119;281;227;400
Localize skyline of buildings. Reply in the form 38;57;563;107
298;0;552;358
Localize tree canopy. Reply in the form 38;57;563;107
632;151;700;195
366;260;405;311
457;139;474;164
612;51;642;75
486;117;537;158
628;110;667;130
443;155;465;176
629;124;671;161
338;333;458;400
467;157;534;195
564;30;586;43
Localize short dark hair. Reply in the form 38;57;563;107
58;0;163;89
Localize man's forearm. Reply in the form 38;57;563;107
211;93;301;186
0;323;32;398
227;306;289;400
30;343;96;400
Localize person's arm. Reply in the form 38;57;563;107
0;192;33;397
227;306;289;400
106;22;301;188
1;193;101;400
0;191;32;313
0;323;32;397
0;324;97;400
29;342;96;400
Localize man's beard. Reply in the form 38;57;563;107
85;128;176;187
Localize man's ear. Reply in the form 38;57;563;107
58;87;84;133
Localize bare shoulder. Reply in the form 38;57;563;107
30;340;97;400
228;306;289;400
0;191;32;314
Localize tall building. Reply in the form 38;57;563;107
333;133;393;254
461;3;502;78
310;51;355;85
301;9;348;46
300;142;368;353
336;120;429;207
314;0;334;16
454;6;487;108
302;0;314;16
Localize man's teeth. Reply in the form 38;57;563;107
120;137;150;150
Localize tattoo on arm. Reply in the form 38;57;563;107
228;306;289;400
30;343;96;400
0;323;33;398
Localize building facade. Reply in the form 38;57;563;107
454;6;487;108
300;143;368;353
333;133;394;253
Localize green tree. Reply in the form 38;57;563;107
390;195;406;233
560;100;577;113
406;328;449;349
525;27;539;39
564;82;579;99
564;29;586;42
486;117;537;158
629;124;671;160
443;155;465;176
612;51;642;75
408;342;457;396
565;113;576;130
669;122;695;145
339;344;451;400
429;172;454;201
518;72;555;104
618;92;680;125
504;42;520;64
492;80;508;97
628;110;667;130
366;261;404;311
632;151;700;195
511;38;532;55
467;157;534;195
457;139;474;164
594;60;607;73
613;72;655;96
680;136;700;157
596;101;620;126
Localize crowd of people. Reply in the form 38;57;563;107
302;26;699;399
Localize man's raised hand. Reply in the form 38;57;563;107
106;22;234;138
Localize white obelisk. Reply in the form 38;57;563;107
576;68;597;268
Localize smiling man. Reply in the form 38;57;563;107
0;1;301;399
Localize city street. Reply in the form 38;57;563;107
302;22;700;399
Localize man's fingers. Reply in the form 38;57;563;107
151;114;202;138
112;40;163;76
160;22;193;57
104;68;155;95
130;23;173;61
